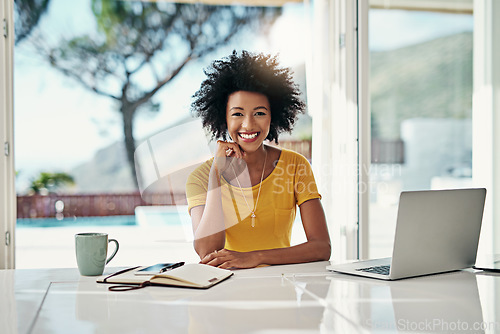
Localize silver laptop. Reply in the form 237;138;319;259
327;188;486;280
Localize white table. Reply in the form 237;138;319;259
1;261;500;333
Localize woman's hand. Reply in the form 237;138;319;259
200;249;260;269
213;140;245;176
216;140;244;159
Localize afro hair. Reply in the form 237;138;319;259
191;50;305;143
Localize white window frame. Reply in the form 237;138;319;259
306;0;369;261
472;0;500;261
0;0;15;269
357;0;370;260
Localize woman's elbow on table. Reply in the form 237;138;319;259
313;239;332;261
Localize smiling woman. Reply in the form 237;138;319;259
186;51;331;269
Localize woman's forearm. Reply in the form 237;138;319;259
193;232;225;259
200;238;331;269
253;239;331;266
192;162;226;257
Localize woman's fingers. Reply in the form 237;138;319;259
200;249;223;264
217;261;234;270
213;141;246;175
200;249;258;269
199;252;214;264
216;140;244;158
200;249;233;268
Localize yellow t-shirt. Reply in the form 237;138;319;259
186;148;321;252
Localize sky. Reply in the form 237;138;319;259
13;1;472;192
369;9;473;51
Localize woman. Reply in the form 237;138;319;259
186;50;330;269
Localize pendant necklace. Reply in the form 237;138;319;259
231;150;267;227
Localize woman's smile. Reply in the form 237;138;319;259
239;131;260;141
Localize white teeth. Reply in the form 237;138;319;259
239;133;258;139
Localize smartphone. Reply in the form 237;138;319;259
134;262;184;275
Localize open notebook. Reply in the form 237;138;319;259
97;263;233;290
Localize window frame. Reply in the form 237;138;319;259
472;0;500;261
1;0;15;269
307;0;367;261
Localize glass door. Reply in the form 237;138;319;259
367;2;474;257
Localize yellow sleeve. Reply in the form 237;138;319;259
290;151;322;206
185;159;213;214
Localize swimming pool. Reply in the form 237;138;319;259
17;206;191;228
16;215;138;228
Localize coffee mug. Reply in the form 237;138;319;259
75;233;119;276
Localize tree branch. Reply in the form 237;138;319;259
131;54;194;111
57;64;121;101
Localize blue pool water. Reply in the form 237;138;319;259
17;215;138;228
16;211;189;228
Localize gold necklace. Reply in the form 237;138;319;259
231;150;267;227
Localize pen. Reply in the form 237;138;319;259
159;262;185;273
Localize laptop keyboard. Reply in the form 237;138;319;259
355;265;391;275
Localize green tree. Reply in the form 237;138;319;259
14;0;50;45
29;172;75;195
21;0;281;189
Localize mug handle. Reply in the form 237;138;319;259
106;239;119;264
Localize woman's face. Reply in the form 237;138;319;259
226;90;271;153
